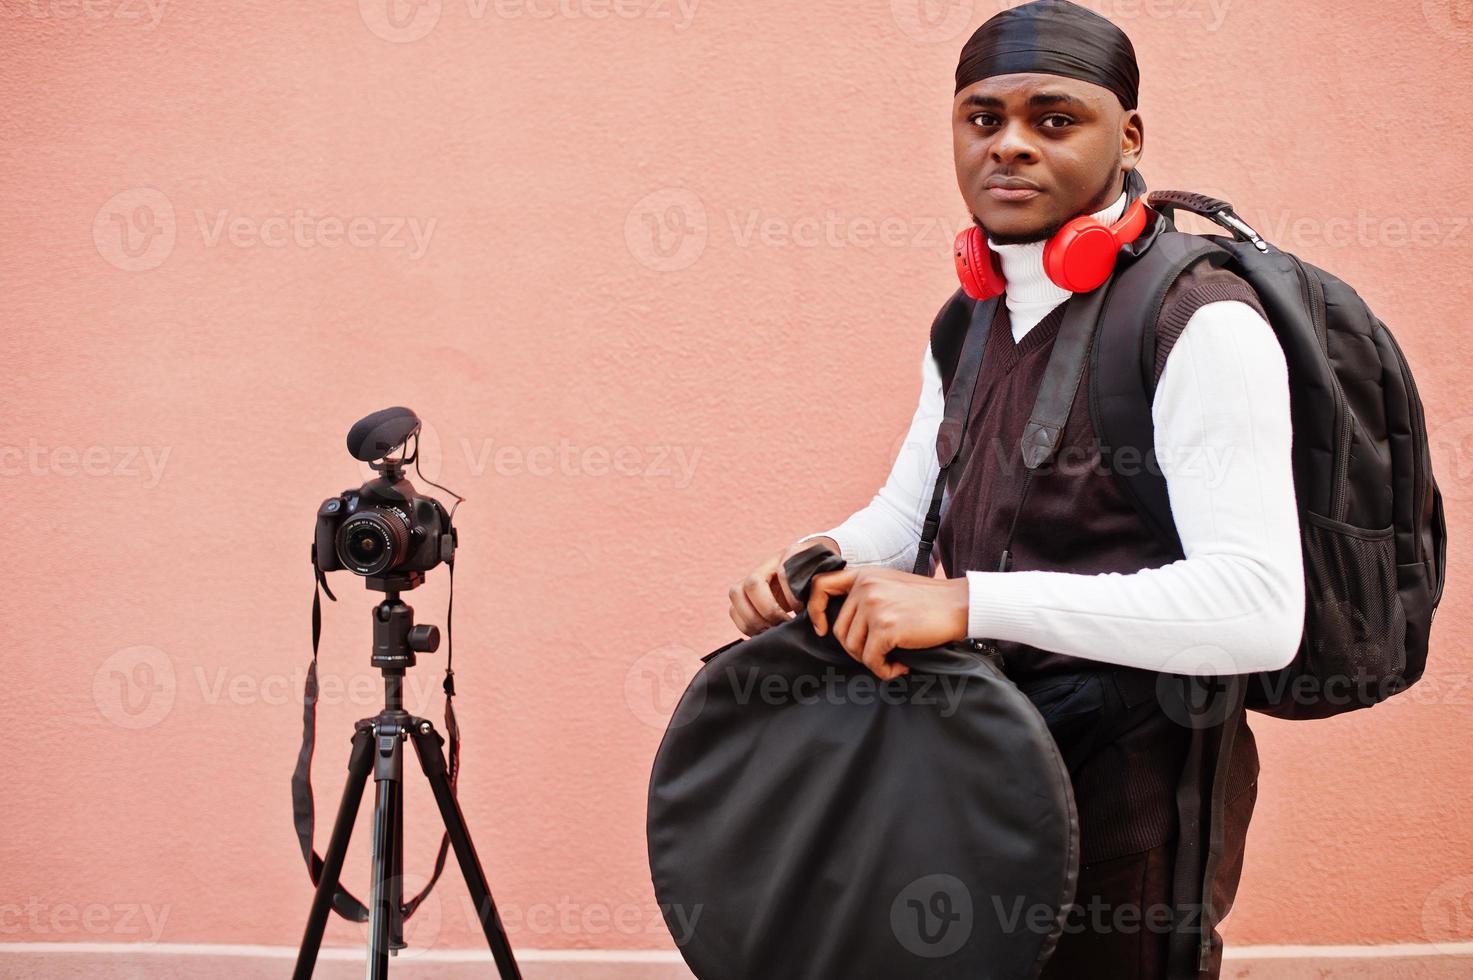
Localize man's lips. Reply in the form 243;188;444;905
987;186;1041;201
983;176;1042;202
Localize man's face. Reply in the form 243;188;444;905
952;72;1143;245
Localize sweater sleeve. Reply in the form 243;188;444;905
961;299;1306;676
796;340;943;570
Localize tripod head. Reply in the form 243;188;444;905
370;587;440;674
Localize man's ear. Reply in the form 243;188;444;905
1121;109;1145;171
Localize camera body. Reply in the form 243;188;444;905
315;470;456;580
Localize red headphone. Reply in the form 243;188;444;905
953;194;1150;300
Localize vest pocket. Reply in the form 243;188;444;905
1299;511;1406;688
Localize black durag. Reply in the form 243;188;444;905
955;0;1139;109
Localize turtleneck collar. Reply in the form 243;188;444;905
986;188;1128;340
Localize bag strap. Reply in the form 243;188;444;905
1089;229;1228;555
916;273;1113;577
993;279;1112;573
913;295;1000;576
1166;679;1247;979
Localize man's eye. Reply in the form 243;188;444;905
970;113;998;128
1040;114;1074;128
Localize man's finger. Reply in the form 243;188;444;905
745;575;791;626
862;630;904;681
728;587;764;637
831;582;860;646
842;616;869;667
807;568;858;635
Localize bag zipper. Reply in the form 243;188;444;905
1290;255;1352;522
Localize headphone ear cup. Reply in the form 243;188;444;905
1043;196;1152;293
954;226;1004;300
1043;217;1118;293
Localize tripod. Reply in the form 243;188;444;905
293;578;522;979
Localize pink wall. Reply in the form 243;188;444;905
4;0;1471;963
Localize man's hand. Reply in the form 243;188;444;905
728;537;841;637
807;567;970;680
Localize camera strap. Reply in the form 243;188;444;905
290;549;459;922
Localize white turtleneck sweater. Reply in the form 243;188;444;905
803;191;1305;676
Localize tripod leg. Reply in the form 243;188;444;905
408;722;523;980
368;778;394;978
367;726;404;980
389;776;406;950
293;726;374;980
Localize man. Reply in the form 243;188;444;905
727;2;1305;976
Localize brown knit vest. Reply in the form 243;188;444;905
933;261;1269;863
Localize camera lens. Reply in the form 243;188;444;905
337;509;411;576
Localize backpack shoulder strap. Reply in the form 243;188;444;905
1090;228;1233;555
913;293;1000;576
929;286;978;394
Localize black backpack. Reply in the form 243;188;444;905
1089;190;1448;720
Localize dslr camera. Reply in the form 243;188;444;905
313;406;456;588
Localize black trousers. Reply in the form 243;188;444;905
1024;670;1260;980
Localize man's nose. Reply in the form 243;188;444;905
991;119;1040;164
